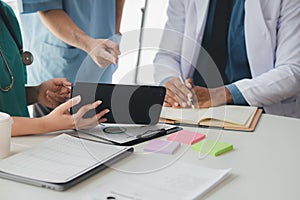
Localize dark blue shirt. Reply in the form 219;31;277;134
200;0;251;105
226;0;251;105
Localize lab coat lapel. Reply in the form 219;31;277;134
194;0;210;42
245;0;274;77
181;0;210;79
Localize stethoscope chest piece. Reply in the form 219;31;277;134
21;51;33;65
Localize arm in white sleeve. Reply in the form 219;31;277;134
235;0;300;107
153;0;186;84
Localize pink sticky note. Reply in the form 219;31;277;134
167;130;206;144
143;140;181;155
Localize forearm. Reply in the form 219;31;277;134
11;117;50;136
234;65;300;107
235;0;300;107
116;0;125;34
26;86;39;105
38;10;93;53
209;87;233;107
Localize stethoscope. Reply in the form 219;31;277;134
0;3;33;92
0;46;14;92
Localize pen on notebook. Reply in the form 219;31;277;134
178;76;195;109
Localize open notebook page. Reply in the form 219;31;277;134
0;134;130;183
161;106;257;126
200;106;257;126
160;107;209;124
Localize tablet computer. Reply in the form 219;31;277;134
71;82;166;125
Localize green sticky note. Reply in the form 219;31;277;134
191;140;233;156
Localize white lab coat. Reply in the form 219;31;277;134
154;0;300;118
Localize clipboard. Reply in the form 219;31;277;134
73;124;182;146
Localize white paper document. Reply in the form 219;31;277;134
0;134;131;183
84;162;231;200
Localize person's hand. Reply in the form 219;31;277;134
37;78;72;108
43;95;110;131
164;77;194;107
192;86;233;108
87;38;121;68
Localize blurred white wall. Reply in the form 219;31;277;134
115;0;169;84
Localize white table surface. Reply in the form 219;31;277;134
1;114;300;200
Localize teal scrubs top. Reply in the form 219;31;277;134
0;1;29;117
18;0;117;85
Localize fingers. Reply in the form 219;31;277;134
73;103;110;130
57;87;71;97
165;79;186;102
103;39;121;55
95;108;110;119
44;81;71;108
46;78;71;96
98;118;108;124
89;39;121;68
74;100;102;119
91;48;118;68
62;80;72;87
174;79;193;99
51;78;72;87
46;90;69;108
95;109;110;124
163;102;172;107
100;49;118;65
56;95;81;113
185;78;193;89
47;86;70;97
164;89;180;107
165;78;191;107
106;48;119;63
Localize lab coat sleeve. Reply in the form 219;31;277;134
234;0;300;107
153;0;187;84
18;0;63;13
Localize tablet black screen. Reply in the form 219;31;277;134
71;82;166;125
